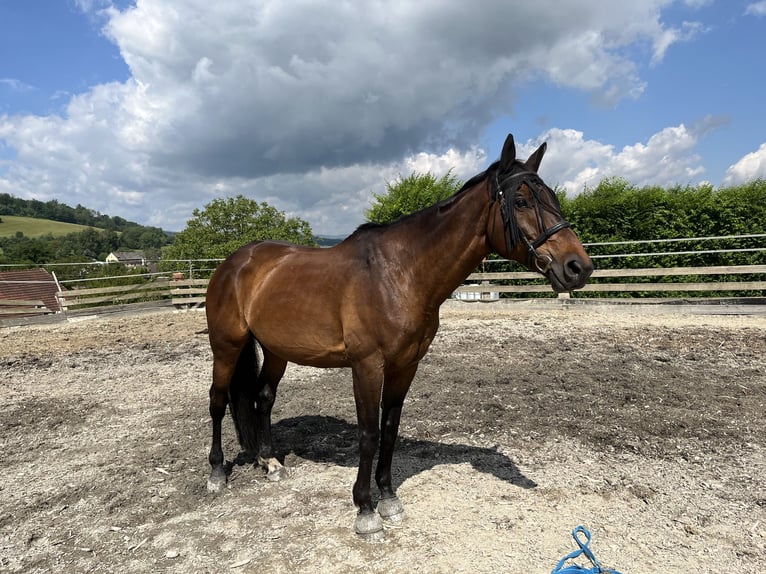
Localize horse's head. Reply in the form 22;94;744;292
487;134;593;292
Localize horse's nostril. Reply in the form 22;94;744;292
565;258;593;284
566;259;583;278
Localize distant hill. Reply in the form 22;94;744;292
314;235;345;247
0;192;164;234
0;215;99;238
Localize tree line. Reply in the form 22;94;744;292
366;172;766;268
364;172;766;298
559;177;766;269
0;227;172;266
2;176;764;272
0;193;157;232
0;194;172;264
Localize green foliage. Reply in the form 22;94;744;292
163;195;317;261
555;178;766;298
559;178;766;267
0;194;172;264
0;193;148;232
0;227;122;264
365;170;463;224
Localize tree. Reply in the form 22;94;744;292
118;225;170;251
163;195;317;261
365;170;463;224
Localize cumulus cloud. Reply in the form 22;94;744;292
0;0;707;234
722;143;766;185
745;1;766;16
651;21;708;64
0;78;35;93
518;124;714;194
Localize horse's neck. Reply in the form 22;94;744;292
383;180;492;308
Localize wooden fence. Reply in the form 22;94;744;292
51;263;766;313
0;298;55;317
454;264;766;299
1;233;763;322
55;278;208;313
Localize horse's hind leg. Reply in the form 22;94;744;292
229;335;261;462
207;334;249;493
253;347;287;481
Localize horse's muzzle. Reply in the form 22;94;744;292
548;255;593;292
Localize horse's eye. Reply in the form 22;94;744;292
514;197;530;209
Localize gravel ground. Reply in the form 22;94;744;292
1;301;765;573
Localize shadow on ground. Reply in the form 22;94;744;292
227;414;536;490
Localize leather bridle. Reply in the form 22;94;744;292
491;168;571;273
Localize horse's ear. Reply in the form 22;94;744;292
526;142;547;172
500;134;516;171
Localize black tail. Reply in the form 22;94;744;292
228;333;260;459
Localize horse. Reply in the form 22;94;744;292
204;133;593;538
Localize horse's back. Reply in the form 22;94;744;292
206;240;361;366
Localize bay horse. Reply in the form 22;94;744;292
204;133;593;538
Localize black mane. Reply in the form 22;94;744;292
353;162;502;236
454;161;499;196
355;220;386;232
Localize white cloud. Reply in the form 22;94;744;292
401;148;487;180
651;21;707;64
0;78;35;93
723;144;766;185
0;0;709;235
745;2;766;16
519;125;710;195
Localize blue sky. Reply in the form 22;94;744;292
1;1;765;235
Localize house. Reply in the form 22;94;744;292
106;251;146;267
0;268;63;317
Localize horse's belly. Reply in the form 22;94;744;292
250;313;349;368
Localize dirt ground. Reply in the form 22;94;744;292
1;301;765;573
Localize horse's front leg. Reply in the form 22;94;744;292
375;363;418;523
351;356;385;539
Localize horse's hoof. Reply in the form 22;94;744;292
206;476;226;493
355;512;384;541
207;468;227;493
377;496;405;523
266;466;286;482
258;457;286;482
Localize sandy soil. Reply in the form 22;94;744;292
1;301;765;573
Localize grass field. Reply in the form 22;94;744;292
0;215;97;238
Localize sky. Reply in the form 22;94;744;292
1;1;765;236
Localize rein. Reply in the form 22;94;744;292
491;168;571;273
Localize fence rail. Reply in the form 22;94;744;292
455;264;766;298
2;234;765;321
55;278;208;313
50;262;766;311
0;298;53;316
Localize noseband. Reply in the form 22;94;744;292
491;169;571;273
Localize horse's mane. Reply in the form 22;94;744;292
453;161;499;195
353;161;501;235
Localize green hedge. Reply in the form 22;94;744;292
560;178;766;269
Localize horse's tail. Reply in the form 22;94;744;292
228;332;260;458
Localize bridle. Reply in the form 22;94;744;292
490;168;571;274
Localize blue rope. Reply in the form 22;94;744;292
551;526;622;574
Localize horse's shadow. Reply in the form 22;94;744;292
231;415;536;490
